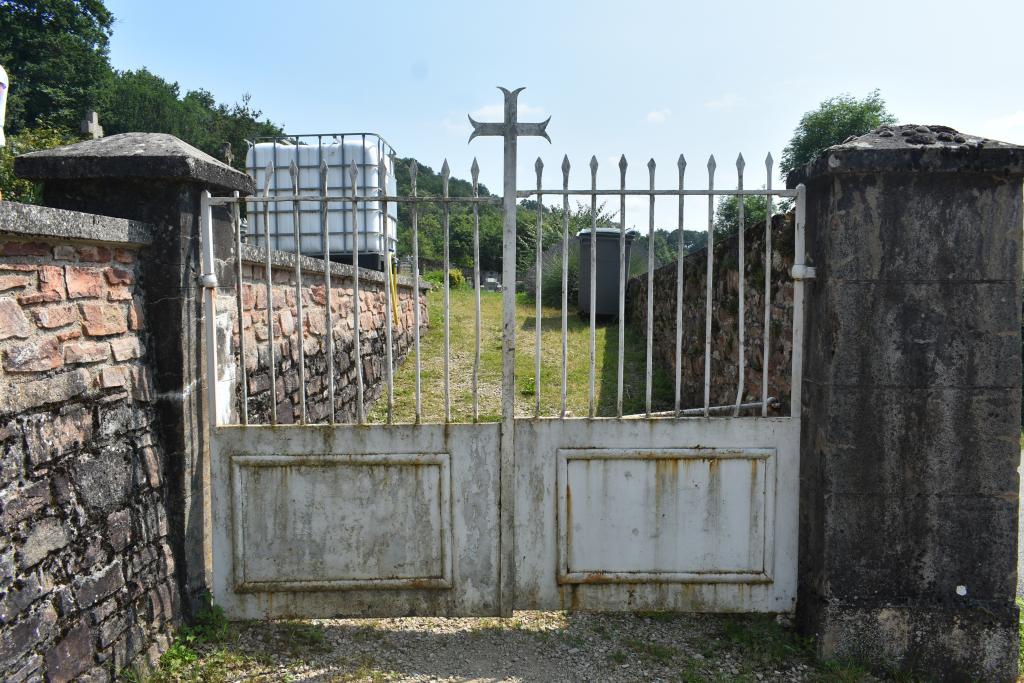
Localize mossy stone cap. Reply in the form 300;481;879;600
14;132;255;194
787;124;1024;187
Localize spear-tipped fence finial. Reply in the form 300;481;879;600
736;153;745;173
289;159;299;192
535;156;544;182
263;161;274;196
765;152;773;174
678;154;687;172
441;159;450;194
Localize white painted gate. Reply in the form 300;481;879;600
202;87;811;618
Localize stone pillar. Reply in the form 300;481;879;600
791;125;1023;680
15;133;254;614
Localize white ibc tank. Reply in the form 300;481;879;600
245;134;397;258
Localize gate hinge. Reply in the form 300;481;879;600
199;272;218;289
790;265;816;281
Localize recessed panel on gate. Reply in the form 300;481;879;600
231;453;452;592
557;448;775;584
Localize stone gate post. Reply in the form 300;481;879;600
791;125;1023;680
15;134;254;614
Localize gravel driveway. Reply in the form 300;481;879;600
167;611;884;683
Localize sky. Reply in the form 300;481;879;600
104;0;1024;230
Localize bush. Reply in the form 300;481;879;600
424;268;465;288
522;240;580;308
0;125;80;203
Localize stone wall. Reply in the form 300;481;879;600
225;246;428;424
0;203;178;682
626;213;795;412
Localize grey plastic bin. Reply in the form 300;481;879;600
577;228;637;318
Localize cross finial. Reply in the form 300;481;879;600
467;86;551;144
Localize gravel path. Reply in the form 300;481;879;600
177;611;883;683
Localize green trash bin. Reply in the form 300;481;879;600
577;227;637;318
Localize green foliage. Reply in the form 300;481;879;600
712;194;774;237
0;1;282;174
98;69;282;171
0;0;114;133
179;593;229;644
780;90;897;177
0;124;79;202
423;268;464;288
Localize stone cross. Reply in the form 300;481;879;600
80;110;103;139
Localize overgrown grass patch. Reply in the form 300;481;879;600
370;288;672;423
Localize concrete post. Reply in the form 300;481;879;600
791;125;1024;680
15;133;254;614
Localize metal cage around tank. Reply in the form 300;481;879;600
244;133;399;269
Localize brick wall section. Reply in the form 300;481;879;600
0;206;179;682
227;248;428;424
626;213;795;412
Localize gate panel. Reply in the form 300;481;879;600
514;418;798;613
210;424;501;618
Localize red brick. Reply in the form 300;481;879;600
0;241;50;257
99;366;130;388
80;303;127;336
56;328;82;343
240;284;255;310
65;267;105;299
38;266;66;299
130;366;154;402
64;340;110;364
0;297;32;339
128;298;144;331
114;248;136;264
104;268;134;285
3;336;63;372
0;263;36;272
76;245;112;263
0;274;31;292
33;304;78;329
110;337;142;361
53;245;77;261
107;286;132;301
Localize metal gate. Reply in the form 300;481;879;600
201;87;811;619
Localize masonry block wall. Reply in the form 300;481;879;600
794;125;1023;681
0;203;179;682
224;247;429;424
626;213;795;411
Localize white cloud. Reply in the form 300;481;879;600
646;108;670;124
978;110;1024;144
470;102;546;121
704;93;742;110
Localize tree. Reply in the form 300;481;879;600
780;90;897;177
98;69;282;171
712;194;774;237
0;124;79;201
0;1;114;133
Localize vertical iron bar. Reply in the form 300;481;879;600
560;156;570;418
791;184;808;418
703;156;716;416
320;160;336;425
534;158;544;418
733;154;746;416
289;160;307;424
442;160;451;423
200;191;219;428
349;161;365;423
263;162;278;424
645;159;656;417
380;158;394;424
472;159;481;422
588;156;598;418
411;160;422;423
232;190;248;425
762;154;773;417
617;155;627;418
675;155;686;417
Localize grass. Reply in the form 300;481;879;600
369;287;672;423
